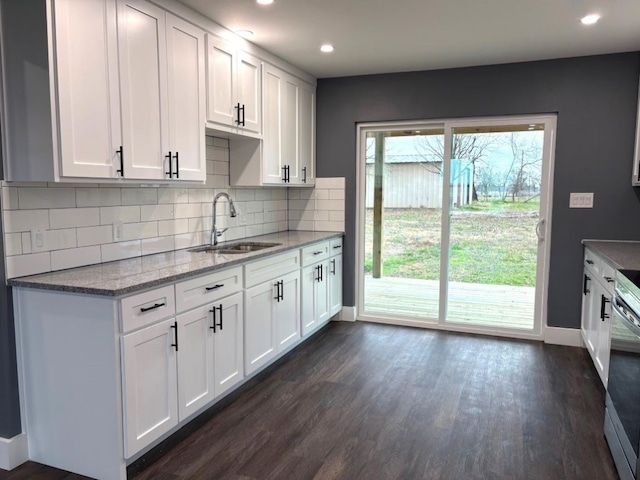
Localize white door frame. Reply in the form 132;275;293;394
355;114;557;341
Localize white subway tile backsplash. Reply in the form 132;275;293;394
122;188;158;206
329;189;345;200
51;246;101;271
316;199;344;211
174;232;204;250
100;206;141;225
21;232;31;254
314;221;344;232
18;187;76;210
46;228;77;251
315;177;345;189
314;189;330;200
140;204;174;221
158;188;189;204
101;241;141;262
158;219;189;236
175;203;203;219
76;188;121;207
77;225;113;247
4;210;50;233
141;236;175;255
330;210;345;222
2;186;19;210
50;208;100;229
1;136;293;277
6;252;51;278
4;233;22;256
122;222;158;241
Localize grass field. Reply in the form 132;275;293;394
364;200;539;287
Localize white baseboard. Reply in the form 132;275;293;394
340;306;357;322
0;433;28;471
544;326;583;347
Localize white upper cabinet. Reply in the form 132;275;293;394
117;0;169;181
118;1;205;182
53;0;122;179
1;0;206;183
206;35;262;136
166;14;206;181
299;81;316;186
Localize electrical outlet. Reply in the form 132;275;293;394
569;192;594;209
238;209;247;225
113;222;124;242
31;228;46;252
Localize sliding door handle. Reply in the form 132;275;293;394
535;219;545;241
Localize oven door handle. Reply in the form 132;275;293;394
612;297;640;337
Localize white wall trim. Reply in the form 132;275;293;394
340;306;357;322
544;326;583;347
0;433;28;471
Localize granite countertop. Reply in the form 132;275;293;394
582;240;640;271
8;231;343;297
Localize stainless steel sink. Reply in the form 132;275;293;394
189;242;281;254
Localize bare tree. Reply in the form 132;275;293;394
501;132;543;201
413;133;497;201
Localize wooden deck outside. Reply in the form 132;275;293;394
364;276;535;330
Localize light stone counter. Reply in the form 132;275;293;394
8;231;343;296
582;240;640;271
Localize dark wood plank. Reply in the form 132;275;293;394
1;322;618;480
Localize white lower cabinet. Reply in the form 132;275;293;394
244;270;301;374
580;248;614;387
13;236;343;480
302;260;330;336
122;318;179;458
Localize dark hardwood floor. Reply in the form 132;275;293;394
0;322;618;480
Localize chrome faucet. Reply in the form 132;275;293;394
211;192;237;246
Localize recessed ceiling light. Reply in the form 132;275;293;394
320;44;334;53
581;13;601;25
257;0;273;5
235;29;254;38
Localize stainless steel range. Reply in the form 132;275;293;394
606;270;640;480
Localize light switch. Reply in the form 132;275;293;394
569;192;594;208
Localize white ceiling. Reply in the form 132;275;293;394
179;0;640;79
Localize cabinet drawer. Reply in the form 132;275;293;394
121;285;176;333
601;262;616;293
175;266;243;313
301;241;330;266
329;237;343;256
245;250;300;288
584;249;601;274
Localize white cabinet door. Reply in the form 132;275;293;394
581;269;596;355
176;305;214;421
301;261;330;336
237;51;262;134
244;281;277;374
329;254;343;317
276;270;301;352
117;0;169;180
262;64;285;184
298;81;315;186
206;35;236;127
166;14;205;182
595;286;612;387
53;0;122;179
282;74;300;184
206;35;261;136
213;292;244;397
122;318;178;458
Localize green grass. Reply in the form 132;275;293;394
365;200;539;286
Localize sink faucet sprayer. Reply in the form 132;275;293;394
211;192;237;246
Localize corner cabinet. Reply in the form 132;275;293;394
580;247;614;387
229;64;316;187
1;0;206;183
206;34;262;136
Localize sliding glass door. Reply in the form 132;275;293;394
357;116;555;339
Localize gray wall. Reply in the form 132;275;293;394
316;52;640;329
